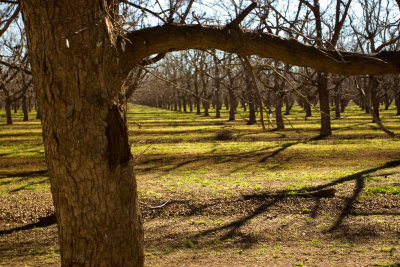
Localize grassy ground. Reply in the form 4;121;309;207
1;103;400;266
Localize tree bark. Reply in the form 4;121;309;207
22;95;28;121
304;97;312;118
5;97;12;125
284;95;292;115
318;73;332;136
275;93;285;130
395;90;400;115
334;88;341;119
369;76;380;122
21;1;144;266
228;88;237;121
246;76;257;125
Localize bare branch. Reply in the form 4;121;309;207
226;2;257;28
0;5;20;38
120;1;167;23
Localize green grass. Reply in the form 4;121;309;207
1;103;400;266
1;103;400;197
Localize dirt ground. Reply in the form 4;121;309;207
1;173;400;266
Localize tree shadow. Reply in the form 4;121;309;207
0;170;48;180
0;214;56;236
259;141;302;162
166;159;400;242
8;178;49;193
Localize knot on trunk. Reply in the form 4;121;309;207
106;106;131;169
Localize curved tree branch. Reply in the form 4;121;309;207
124;24;400;76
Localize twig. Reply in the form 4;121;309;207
120;1;167;23
150;199;171;209
226;2;257;28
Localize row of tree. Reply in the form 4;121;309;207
132;50;400;135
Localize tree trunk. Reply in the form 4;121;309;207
304;97;312;118
22;2;144;266
5;97;12;125
284;95;292;115
178;97;182;111
22;95;29;121
188;97;193;112
384;92;391;110
370;76;380;122
196;97;201;115
318;73;332;136
36;105;41;120
246;79;257;125
215;90;221;118
182;96;187;112
340;98;349;113
334;88;340;119
228;88;237;121
365;85;371;114
395;90;400;115
275;93;285;130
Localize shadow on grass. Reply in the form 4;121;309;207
146;160;400;244
8;178;49;193
0;214;56;236
0;170;48;180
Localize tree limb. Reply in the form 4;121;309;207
125;24;400;76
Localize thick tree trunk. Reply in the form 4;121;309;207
22;95;29;121
5;97;12;125
22;1;144;266
318;73;332;136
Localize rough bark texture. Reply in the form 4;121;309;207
125;24;400;76
21;1;144;266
